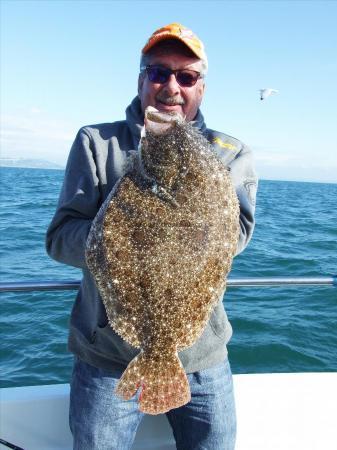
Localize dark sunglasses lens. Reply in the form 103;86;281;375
147;67;170;84
176;71;198;87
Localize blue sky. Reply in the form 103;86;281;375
1;0;337;182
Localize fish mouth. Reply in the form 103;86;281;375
144;106;184;135
145;106;184;124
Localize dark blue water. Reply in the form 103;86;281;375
1;167;336;387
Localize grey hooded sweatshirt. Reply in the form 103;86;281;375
46;96;258;373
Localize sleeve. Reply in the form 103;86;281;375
228;144;258;256
45;128;102;269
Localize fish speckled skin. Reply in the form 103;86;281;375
85;107;240;414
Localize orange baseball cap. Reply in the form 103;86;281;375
142;22;207;62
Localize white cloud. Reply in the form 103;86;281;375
255;150;294;166
30;107;42;114
0;109;77;166
253;147;337;183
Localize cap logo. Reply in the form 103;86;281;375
180;29;194;38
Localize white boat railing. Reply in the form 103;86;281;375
0;276;336;293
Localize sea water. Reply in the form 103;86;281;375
0;167;336;387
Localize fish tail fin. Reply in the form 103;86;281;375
115;350;191;415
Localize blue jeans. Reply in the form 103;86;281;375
69;356;236;450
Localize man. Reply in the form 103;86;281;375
46;23;257;450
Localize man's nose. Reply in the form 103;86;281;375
164;74;181;95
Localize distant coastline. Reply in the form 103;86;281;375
0;158;64;170
0;161;335;184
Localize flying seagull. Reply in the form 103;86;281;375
259;88;279;101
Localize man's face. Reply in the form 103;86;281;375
138;51;205;122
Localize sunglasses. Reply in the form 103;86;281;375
145;65;202;87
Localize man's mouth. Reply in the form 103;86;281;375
156;97;185;107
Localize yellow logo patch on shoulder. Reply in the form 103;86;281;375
212;137;236;151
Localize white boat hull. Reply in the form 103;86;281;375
1;373;336;450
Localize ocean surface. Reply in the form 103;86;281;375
1;167;336;388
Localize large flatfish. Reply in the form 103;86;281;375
85;106;240;415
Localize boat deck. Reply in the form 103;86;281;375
1;372;336;450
